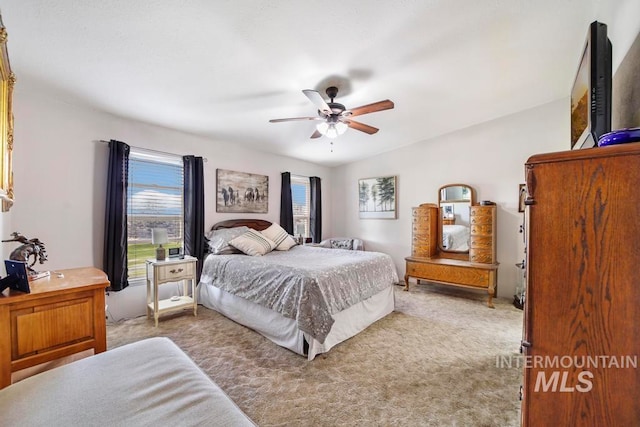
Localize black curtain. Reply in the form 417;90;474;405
280;172;294;234
183;156;206;281
310;176;322;243
103;139;130;291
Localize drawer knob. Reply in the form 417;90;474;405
170;268;184;274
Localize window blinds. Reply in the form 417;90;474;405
127;148;184;279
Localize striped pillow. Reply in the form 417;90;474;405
261;223;297;251
229;229;277;256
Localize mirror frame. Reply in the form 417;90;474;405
0;14;14;211
438;183;476;253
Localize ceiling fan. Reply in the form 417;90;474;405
269;86;394;139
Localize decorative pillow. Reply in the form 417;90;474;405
229;229;277;256
330;238;353;250
261;223;297;251
205;226;249;255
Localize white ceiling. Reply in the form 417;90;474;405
1;1;602;166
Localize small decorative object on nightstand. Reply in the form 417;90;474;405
2;232;48;278
146;256;197;327
151;228;168;261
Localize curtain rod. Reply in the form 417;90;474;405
98;140;208;162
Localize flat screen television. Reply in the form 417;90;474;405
570;21;612;150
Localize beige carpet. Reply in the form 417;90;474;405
107;284;523;426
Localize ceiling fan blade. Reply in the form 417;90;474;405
344;100;394;117
302;89;333;115
310;130;322;139
269;117;323;123
346;120;379;135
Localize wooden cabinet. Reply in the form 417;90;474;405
469;205;496;263
405;200;498;308
521;144;640;426
0;267;109;389
411;204;438;258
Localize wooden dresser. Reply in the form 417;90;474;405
411;204;438;258
469;205;497;263
0;267;109;388
521;144;640;425
405;201;498;308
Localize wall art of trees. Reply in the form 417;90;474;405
358;176;397;219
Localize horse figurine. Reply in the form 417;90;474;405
2;232;48;275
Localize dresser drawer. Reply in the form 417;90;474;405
470;223;493;235
412;214;433;224
155;261;195;282
412;242;436;257
469;235;493;249
470;250;494;263
470;206;494;224
470;214;492;225
406;260;492;288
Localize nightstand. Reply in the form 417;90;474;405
0;267;109;389
146;256;198;327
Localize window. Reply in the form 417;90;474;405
127;148;184;281
291;175;310;237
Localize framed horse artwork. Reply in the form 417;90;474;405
216;169;269;214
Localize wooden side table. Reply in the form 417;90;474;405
146;256;198;327
0;267;109;389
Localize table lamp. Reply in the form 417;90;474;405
152;228;168;261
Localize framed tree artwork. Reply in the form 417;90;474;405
358;176;397;219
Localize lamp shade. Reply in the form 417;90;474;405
316;120;348;138
151;228;168;245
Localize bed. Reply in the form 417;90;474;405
198;219;398;360
442;224;470;251
0;337;256;426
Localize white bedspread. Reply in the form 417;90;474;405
199;245;399;343
442;224;470;251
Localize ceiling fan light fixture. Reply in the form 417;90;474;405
335;121;348;134
325;125;339;139
270;87;393;139
316;120;348;138
316;121;329;135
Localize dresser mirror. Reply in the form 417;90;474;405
438;184;475;253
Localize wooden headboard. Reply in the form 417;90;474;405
211;219;272;231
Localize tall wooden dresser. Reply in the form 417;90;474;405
469;205;497;264
411;204;438;258
521;144;640;425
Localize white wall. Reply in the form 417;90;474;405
331;99;568;299
328;1;640;300
7;82;331;319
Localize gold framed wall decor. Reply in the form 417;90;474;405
0;13;14;211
